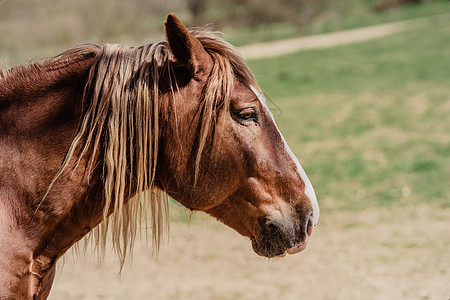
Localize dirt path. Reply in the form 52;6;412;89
238;13;450;59
50;205;449;300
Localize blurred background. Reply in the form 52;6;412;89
1;0;449;299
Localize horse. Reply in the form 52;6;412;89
0;14;319;299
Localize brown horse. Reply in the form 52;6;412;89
0;14;319;299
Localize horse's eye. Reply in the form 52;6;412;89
238;109;256;122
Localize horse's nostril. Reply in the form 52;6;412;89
308;212;314;226
306;212;314;237
307;222;313;237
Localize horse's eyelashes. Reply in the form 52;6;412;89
240;111;255;120
237;108;257;123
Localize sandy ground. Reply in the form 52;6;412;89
50;205;449;300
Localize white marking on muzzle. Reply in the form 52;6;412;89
250;85;319;225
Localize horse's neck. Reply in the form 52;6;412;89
0;55;105;299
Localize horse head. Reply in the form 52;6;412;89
158;14;319;258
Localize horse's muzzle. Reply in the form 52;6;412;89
252;211;314;258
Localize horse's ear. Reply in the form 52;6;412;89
165;13;213;80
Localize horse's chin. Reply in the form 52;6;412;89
252;238;310;259
251;232;311;258
251;222;313;258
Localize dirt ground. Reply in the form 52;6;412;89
49;205;449;300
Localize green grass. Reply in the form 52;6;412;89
170;20;450;219
247;22;450;211
1;0;448;64
302;0;450;36
224;0;450;46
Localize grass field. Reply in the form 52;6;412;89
216;0;450;46
138;14;450;224
1;0;448;63
245;20;450;212
172;16;450;218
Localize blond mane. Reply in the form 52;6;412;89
33;29;257;267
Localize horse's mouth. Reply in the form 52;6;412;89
251;222;313;258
